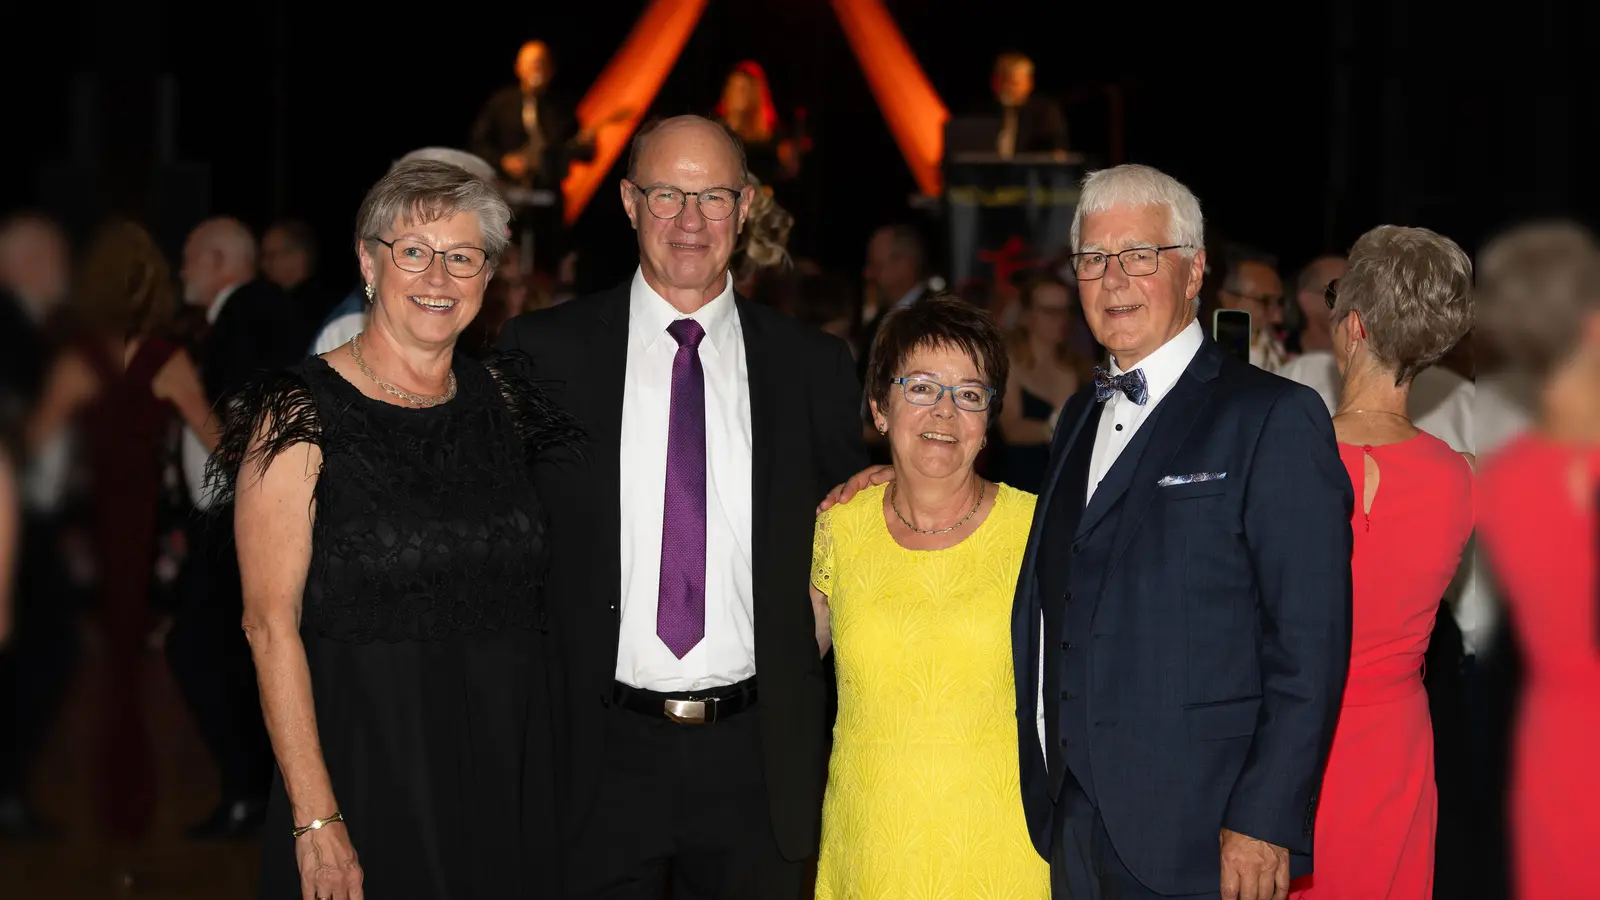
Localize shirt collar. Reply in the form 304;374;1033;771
207;281;243;325
895;281;927;310
1110;318;1204;399
629;267;737;356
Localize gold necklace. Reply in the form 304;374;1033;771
1334;408;1411;423
348;334;457;408
890;480;986;536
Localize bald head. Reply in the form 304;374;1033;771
626;115;748;188
0;214;69;315
181;217;258;307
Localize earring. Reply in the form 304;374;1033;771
981;437;988;448
364;283;375;301
877;423;887;434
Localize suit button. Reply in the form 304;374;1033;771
1066;691;1078;700
1063;591;1073;603
1071;543;1081;555
1064;641;1075;651
1059;690;1069;701
600;694;611;708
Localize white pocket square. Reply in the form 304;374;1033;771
1158;472;1226;487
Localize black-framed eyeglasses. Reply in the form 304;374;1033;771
375;237;490;278
1068;245;1191;281
628;182;742;221
1324;278;1340;309
891;376;996;412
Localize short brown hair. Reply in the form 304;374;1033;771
1332;225;1474;385
1475;221;1600;377
864;294;1010;423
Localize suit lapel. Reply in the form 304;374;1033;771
588;287;631;613
1089;342;1226;606
735;297;776;590
1018;390;1099;604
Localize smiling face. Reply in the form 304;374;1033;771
1076;204;1205;371
870;342;992;481
621;118;752;310
358;211;490;349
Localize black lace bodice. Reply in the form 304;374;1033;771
208;351;581;643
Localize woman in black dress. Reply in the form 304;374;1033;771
210;160;577;899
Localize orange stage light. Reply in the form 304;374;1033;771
560;0;710;225
829;0;949;196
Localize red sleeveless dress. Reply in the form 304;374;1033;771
1477;434;1600;900
1290;432;1474;899
82;337;180;837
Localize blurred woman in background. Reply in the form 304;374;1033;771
1474;220;1600;900
25;219;217;836
715;60;803;186
999;272;1092;492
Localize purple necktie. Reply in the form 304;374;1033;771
658;318;708;659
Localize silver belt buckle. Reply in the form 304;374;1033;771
663;698;708;725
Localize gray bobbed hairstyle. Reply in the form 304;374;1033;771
355;158;512;264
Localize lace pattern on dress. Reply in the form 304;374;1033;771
207;354;578;644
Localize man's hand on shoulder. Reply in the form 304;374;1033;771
817;465;894;513
1219;828;1289;900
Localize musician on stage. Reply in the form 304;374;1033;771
981;52;1068;159
470;40;594;270
715;61;806;187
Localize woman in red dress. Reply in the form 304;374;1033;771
1474;221;1600;900
1290;225;1476;899
26;220;217;836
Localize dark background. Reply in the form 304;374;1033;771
4;0;1593;292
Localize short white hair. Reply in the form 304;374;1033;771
395;147;499;185
1070;164;1205;256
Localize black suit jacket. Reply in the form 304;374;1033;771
982;95;1070;155
470;86;595;192
200;278;302;409
1011;335;1352;894
496;279;866;863
0;287;47;412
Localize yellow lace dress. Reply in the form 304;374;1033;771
811;482;1049;900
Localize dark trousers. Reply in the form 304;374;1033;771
1051;773;1211;900
164;517;271;800
564;687;804;900
0;516;79;798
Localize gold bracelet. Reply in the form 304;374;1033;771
291;811;344;838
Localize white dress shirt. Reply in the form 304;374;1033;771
616;269;755;692
1038;318;1206;758
182;282;244;510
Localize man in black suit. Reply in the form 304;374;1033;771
167;216;298;838
497;114;865;899
1009;165;1351;899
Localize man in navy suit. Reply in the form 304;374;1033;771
1018;165;1351;899
823;164;1350;900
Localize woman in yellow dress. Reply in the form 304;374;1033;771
810;295;1049;899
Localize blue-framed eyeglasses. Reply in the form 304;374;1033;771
891;376;996;412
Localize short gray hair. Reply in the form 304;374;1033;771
355;159;511;262
1333;225;1474;385
1476;220;1600;377
1070;164;1204;256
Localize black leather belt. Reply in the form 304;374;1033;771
612;678;758;725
